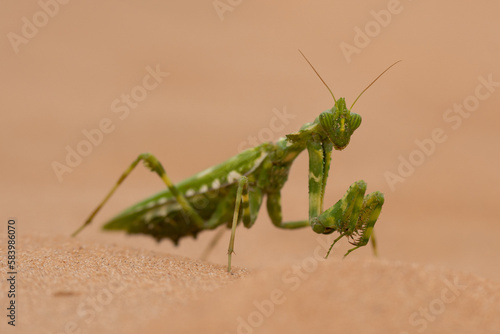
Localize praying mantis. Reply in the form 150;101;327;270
72;51;399;272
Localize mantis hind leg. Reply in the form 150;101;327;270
72;153;204;237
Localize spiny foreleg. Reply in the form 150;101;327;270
310;181;384;258
343;190;384;257
305;138;383;258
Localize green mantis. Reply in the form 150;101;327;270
72;52;399;272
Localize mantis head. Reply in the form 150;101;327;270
299;50;400;151
318;98;362;150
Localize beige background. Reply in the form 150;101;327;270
1;1;500;333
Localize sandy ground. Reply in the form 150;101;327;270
1;1;500;333
1;235;500;334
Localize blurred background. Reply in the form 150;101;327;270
1;1;499;279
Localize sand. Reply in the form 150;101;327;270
2;1;500;333
0;236;500;333
1;235;499;334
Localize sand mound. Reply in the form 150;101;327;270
1;235;499;334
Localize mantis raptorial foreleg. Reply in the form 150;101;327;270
262;139;332;230
305;137;383;258
266;192;310;229
315;181;384;257
72;153;204;237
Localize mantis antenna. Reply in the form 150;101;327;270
298;49;338;110
349;60;402;111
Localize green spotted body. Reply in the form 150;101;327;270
73;53;398;271
103;135;308;245
104;144;272;244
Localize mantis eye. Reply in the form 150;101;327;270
319;112;334;131
349;113;362;132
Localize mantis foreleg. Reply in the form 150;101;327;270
306;138;383;258
266;192;310;229
315;181;384;258
262;139;332;230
